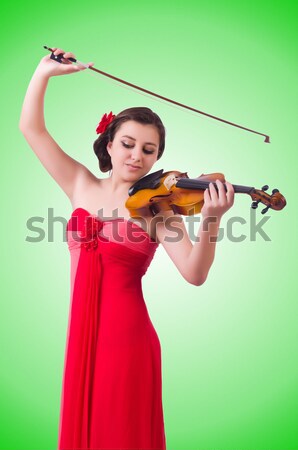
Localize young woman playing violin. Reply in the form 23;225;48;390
19;48;234;450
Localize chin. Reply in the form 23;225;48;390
126;173;143;181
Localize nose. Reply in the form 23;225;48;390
130;146;142;162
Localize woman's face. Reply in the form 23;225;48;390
106;120;160;180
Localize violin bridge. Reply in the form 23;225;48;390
163;174;177;191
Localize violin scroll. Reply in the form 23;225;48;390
250;185;286;214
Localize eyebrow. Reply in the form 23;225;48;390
121;135;157;147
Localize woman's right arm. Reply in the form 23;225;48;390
19;48;95;201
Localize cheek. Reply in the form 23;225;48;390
150;154;158;164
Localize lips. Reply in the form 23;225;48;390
126;164;141;169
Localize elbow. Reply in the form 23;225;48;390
192;276;207;287
186;272;208;287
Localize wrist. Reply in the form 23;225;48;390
201;214;222;228
34;67;51;82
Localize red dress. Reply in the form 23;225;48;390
58;208;166;449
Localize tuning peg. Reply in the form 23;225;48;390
262;185;269;191
261;205;271;214
272;188;279;194
251;201;260;209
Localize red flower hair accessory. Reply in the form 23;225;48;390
96;111;116;134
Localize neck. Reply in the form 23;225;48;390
105;172;134;197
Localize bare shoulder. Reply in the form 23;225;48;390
74;165;98;189
70;166;102;206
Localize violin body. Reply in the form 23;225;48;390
125;169;286;218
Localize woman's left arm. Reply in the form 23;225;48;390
155;180;234;286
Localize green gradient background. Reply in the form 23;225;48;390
1;0;297;449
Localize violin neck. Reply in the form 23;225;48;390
176;179;254;194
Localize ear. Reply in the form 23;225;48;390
106;141;112;156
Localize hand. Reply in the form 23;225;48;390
35;47;94;79
201;179;234;221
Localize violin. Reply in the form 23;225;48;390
125;169;287;218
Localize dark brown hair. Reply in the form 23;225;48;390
93;107;166;173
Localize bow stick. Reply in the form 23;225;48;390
43;45;270;143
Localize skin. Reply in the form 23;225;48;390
19;46;235;286
105;120;160;197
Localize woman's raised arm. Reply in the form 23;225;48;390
19;48;95;200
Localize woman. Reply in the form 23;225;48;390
19;48;234;450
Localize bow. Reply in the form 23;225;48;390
43;45;270;143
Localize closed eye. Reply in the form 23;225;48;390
121;141;155;154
